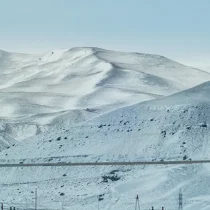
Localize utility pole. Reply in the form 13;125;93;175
35;189;37;210
25;197;28;210
97;195;99;210
178;189;183;210
135;195;140;210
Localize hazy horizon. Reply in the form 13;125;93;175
1;0;210;70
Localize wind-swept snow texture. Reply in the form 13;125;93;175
1;81;210;210
1;47;210;146
1;47;209;122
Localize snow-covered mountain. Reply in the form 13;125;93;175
1;81;210;210
1;47;210;124
1;47;210;146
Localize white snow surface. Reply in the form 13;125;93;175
1;77;210;210
1;47;210;135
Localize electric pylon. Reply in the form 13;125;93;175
135;195;140;210
178;189;183;210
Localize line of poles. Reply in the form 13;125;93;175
1;189;37;210
1;188;183;210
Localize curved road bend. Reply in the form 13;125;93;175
0;160;210;167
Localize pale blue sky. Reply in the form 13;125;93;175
0;0;210;68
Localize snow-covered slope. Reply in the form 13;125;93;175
0;47;210;124
1;47;210;145
1;82;210;210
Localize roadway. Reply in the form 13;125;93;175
0;160;209;167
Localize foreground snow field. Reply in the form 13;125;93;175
0;48;210;210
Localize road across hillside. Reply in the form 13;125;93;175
0;160;210;167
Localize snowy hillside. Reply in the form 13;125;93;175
1;82;210;210
1;47;210;147
1;47;210;125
